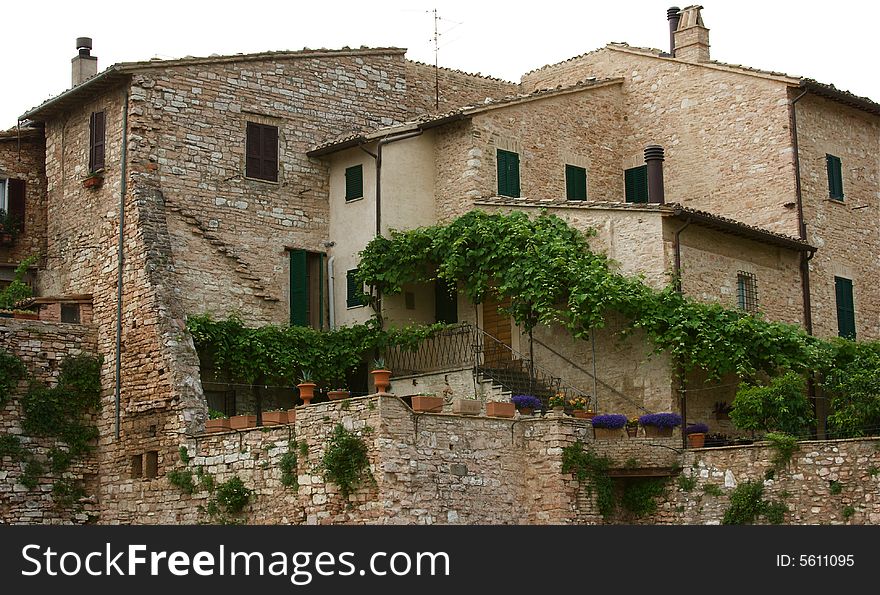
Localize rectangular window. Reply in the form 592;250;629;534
497;149;520;198
346;268;365;308
290;250;325;329
835;276;856;339
624;165;648;203
89;110;105;173
736;271;758;313
565;164;587;201
144;450;159;479
246;122;279;182
345;164;364;201
826;154;844;200
130;454;143;479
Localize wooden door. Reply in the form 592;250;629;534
482;294;512;366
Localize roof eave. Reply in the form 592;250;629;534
665;206;815;252
20;67;131;122
799;79;880;117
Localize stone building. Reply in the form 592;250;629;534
0;6;878;524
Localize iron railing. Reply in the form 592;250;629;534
385;323;476;376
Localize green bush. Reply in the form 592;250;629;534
0;256;37;310
0;350;27;404
215;476;252;514
321;424;371;500
167;469;196;495
823;340;880;438
730;372;814;435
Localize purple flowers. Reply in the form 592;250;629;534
511;395;542;410
684;423;709;435
591;414;627;429
638;412;683;428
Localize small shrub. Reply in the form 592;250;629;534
0;350;27;405
722;480;766;525
765;432;799;473
21;459;44;490
215;476;252;514
48;447;74;473
829;480;843;495
52;479;86;509
702;484;724;497
763;500;789;525
842;505;856;520
321;424;371;499
280;442;298;489
677;474;697;492
0;433;24;459
730;372;814;435
178;446;190;465
168;469;196;495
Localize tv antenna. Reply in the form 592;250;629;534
428;9;464;110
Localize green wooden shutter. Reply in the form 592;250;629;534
625;165;648;203
290;249;308;326
347;269;364;308
345;165;363;201
497;149;520;198
835;276;856;339
565;165;587;201
826;154;844;200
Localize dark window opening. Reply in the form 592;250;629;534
835;276;856;339
624;165;648;203
246;122;279;182
497;149;521;198
61;304;80;324
826;154;844;200
434;278;458;324
144;451;159;479
130;454;143;479
736;271;758;313
347;269;365;308
89;111;105;173
565;164;587;201
405;291;416;310
345;164;364;201
290;249;326;329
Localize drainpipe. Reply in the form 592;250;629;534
359;129;424;328
790;88;813;335
115;92;129;440
327;256;336;329
672;216;691;448
672;218;691;292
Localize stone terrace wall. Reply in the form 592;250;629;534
0;319;99;524
0;132;47;268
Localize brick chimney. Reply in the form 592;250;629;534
72;37;97;86
673;6;710;62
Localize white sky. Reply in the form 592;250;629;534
2;0;878;129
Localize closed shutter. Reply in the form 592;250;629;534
290;250;308;326
565;165;587;201
246;123;278;182
625;165;648;203
8;179;25;232
345;165;363;200
497;149;520;198
835;276;856;339
347;269;364;308
89;111;105;172
826;154;844;200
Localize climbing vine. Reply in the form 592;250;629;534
561;441;615;519
167;449;253;524
188;313;448;386
0;349;26;404
321;424;372;500
722;480;788;525
357;210;830;380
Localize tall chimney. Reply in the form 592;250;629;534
645;145;665;205
667;7;681;57
673;5;710;62
71;37;97;86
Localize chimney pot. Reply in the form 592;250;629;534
667;7;681;57
644;145;666;205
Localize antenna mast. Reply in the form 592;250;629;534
432;8;440;110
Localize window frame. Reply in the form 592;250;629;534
0;177;7;212
245;121;280;183
345;164;364;201
565;164;588;201
835;276;856;339
736;271;758;314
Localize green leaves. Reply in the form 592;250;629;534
730;373;815;436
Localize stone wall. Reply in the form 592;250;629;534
404;61;518;115
0;131;47;267
0;319;99;524
796;94;880;340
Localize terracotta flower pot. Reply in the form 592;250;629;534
205;418;230;433
687;432;706;448
594;427;625;440
297;382;317;405
518;407;534;416
411;395;444;413
572;410;592;419
82;175;103;189
626;426;639;438
643;426;674;438
486;401;515;418
371;369;392;393
287;409;297;422
262;411;288;425
452;398;481;415
229;415;256;430
327;390;349;400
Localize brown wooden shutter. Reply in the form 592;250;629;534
246;122;261;179
89;111;105;172
262;125;278;182
246;122;278;181
8;179;25;232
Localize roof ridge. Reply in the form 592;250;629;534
405;59;516;84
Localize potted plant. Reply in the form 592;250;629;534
0;256;36;311
638;412;683;437
591;414;627;440
569;396;593;419
297;369;317;405
370;358;391;393
625;416;640;437
229;411;256;430
12;309;39;320
486;400;515;418
411;392;444;412
262;408;289;425
511;394;542;416
452;395;481;416
0;209;21;246
205;409;230;433
684;422;709;448
548;392;566;413
327;387;350;400
82;171;104;189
